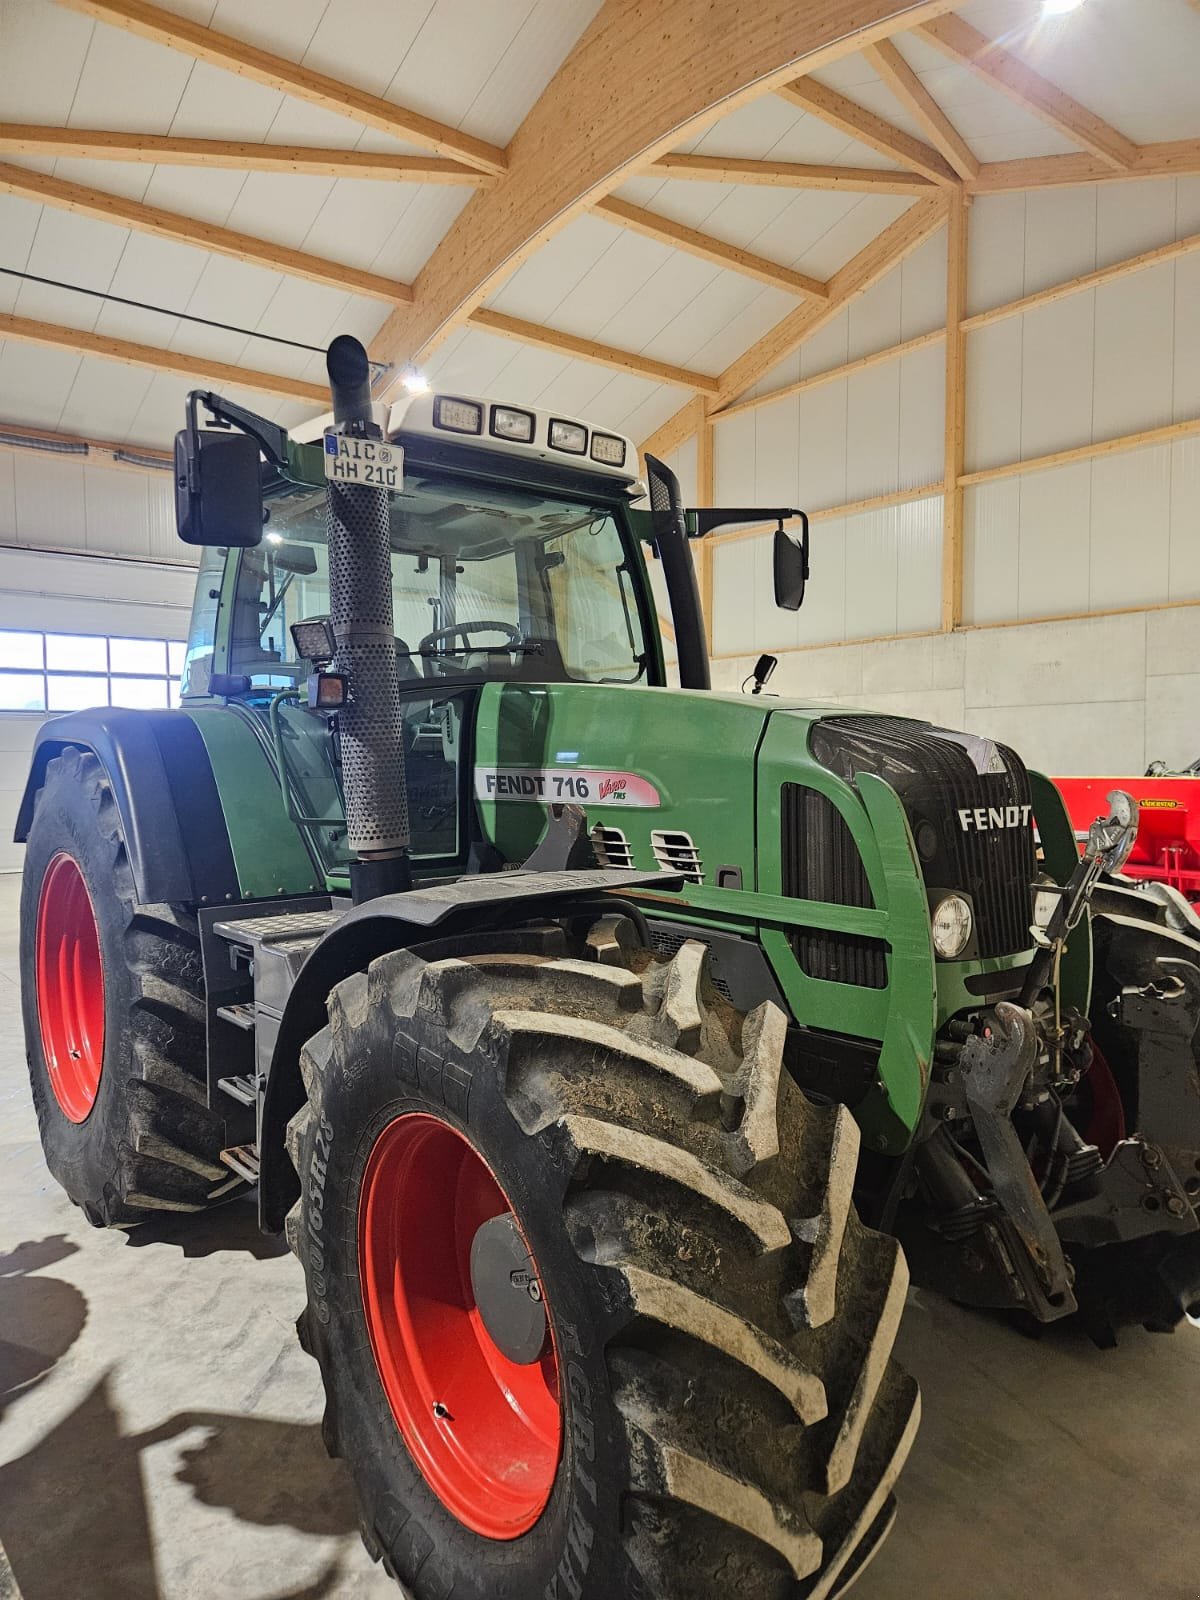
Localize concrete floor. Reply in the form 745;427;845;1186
0;871;1197;1600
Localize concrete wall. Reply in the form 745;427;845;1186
711;605;1200;777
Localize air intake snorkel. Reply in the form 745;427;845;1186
324;335;412;903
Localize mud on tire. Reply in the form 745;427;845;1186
287;918;919;1599
19;748;229;1224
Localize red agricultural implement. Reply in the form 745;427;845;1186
1056;771;1200;901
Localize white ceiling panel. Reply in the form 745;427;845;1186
68;17;198;130
368;189;474;284
0;0;94;124
0;339;85;432
57;359;158;444
959;0;1200;145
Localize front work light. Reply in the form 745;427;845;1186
590;432;626;467
491;405;535;442
433;397;483;435
307;672;348;712
931;894;973;959
291;617;337;664
549;418;587;454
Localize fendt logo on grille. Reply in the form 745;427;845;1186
957;804;1033;833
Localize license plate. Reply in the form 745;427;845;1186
323;432;402;489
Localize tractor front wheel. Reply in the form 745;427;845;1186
287;921;918;1599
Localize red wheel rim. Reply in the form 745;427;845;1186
35;852;105;1123
1082;1042;1126;1158
357;1113;562;1538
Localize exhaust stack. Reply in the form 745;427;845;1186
324;335;412;903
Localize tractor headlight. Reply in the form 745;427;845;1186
931;894;973;959
1033;884;1062;931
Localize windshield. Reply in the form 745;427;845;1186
226;467;651;688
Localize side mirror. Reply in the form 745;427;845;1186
774;515;809;611
174;426;263;548
267;540;318;576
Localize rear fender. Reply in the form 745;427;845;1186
14;709;239;906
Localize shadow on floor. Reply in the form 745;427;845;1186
0;1375;360;1600
0;1235;87;1421
122;1195;290;1262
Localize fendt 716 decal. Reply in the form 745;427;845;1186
475;768;661;807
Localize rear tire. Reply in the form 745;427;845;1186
287;921;918;1599
19;748;229;1225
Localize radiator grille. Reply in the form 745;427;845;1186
809;716;1036;959
781;786;887;988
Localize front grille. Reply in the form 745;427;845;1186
809;716;1036;959
782;785;887;987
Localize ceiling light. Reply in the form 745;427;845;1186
1041;0;1085;14
402;370;430;394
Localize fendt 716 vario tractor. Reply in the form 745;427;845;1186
17;335;1200;1599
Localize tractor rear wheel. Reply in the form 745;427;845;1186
19;748;228;1225
287;921;918;1600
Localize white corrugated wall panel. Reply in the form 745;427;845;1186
711;538;757;657
897;343;945;490
967;193;1027;316
1089;446;1172;611
965;319;1022;475
845;364;900;504
714;411;757;506
963;478;1020;625
1174;251;1200;420
1092;266;1176;443
799;518;847;648
894;497;943;635
1022;186;1098;298
1169;437;1200;600
796;382;848;512
844;508;899;640
1019;295;1096;462
753;395;800;510
663;436;698;507
1016;463;1091;620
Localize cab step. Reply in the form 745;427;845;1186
219;1144;261;1185
216;1002;257;1031
217;1074;258;1106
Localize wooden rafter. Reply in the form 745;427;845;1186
591;197;829;298
960;414;1200;488
643;196;948;458
969;140;1200;192
49;0;506;174
777;79;959;186
0;124;489;184
465;308;720;393
0;421;174;477
0;161;412;303
715;328;946;420
0;313;327;402
715;196;947;408
915;14;1138;171
964;228;1200;333
370;0;960;380
706;482;943;546
641;153;935;194
863;38;978;182
941;191;968;632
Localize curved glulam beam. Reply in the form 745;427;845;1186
370;0;961;388
50;0;507;174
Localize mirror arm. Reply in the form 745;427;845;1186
187;389;290;469
687;507;803;538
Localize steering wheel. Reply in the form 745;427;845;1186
417;620;522;656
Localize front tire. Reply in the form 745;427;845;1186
287;921;918;1599
19;748;229;1224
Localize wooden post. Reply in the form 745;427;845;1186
696;400;715;655
941;191;968;631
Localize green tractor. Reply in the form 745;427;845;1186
16;335;1200;1598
